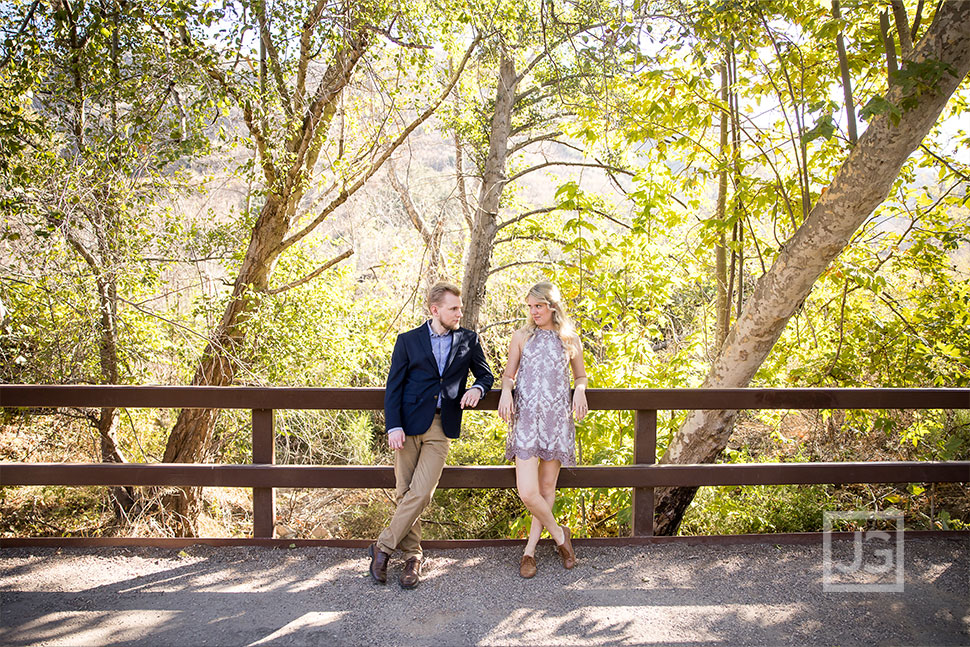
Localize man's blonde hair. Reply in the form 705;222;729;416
427;281;461;309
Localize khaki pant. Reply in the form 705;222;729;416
376;415;450;559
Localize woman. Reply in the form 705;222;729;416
498;281;588;578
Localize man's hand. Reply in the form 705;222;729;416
460;388;481;409
387;429;405;450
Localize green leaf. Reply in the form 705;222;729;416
859;95;902;124
802;114;835;145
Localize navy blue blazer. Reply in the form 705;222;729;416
384;323;494;439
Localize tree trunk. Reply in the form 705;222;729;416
159;28;368;534
833;0;859;144
56;0;135;519
95;275;135;516
892;0;915;56
654;0;970;535
714;56;731;351
158;15;473;534
161;192;291;534
461;53;517;330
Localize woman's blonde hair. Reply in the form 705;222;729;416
520;281;578;358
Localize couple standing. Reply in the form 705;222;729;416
368;280;589;588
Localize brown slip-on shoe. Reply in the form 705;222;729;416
519;554;537;579
399;557;421;589
556;526;576;569
368;543;389;584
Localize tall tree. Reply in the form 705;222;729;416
653;0;970;535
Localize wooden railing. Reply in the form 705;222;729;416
1;385;968;546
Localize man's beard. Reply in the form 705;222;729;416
442;319;460;331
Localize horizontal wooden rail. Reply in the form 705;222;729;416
2;385;968;545
2;385;968;410
2;461;967;488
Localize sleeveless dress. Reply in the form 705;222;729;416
505;329;577;466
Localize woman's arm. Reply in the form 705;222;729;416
569;334;588;421
498;331;524;423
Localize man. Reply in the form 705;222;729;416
369;281;494;589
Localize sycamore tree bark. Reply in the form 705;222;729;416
654;0;970;535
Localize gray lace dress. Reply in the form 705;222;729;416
505;329;577;466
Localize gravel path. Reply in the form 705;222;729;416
1;536;967;646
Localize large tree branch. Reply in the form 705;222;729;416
832;0;859;144
242;101;277;186
363;17;433;49
62;227;99;270
508;160;633;183
276;34;481;255
44;205;100;270
891;0;915;56
265;249;354;295
256;0;294;118
387;158;432;242
286;27;368;180
455;145;474;230
911;0;926;40
296;0;329;106
881;10;900;80
508;131;564;155
658;0;970;469
497;206;557;230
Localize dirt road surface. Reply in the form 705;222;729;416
1;536;967;646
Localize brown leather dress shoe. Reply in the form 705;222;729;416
399;556;421;589
556;526;576;569
519;554;537;579
368;543;390;584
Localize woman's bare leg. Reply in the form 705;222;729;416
522;458;563;556
515;456;565;548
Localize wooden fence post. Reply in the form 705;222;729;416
633;409;657;536
252;409;275;538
